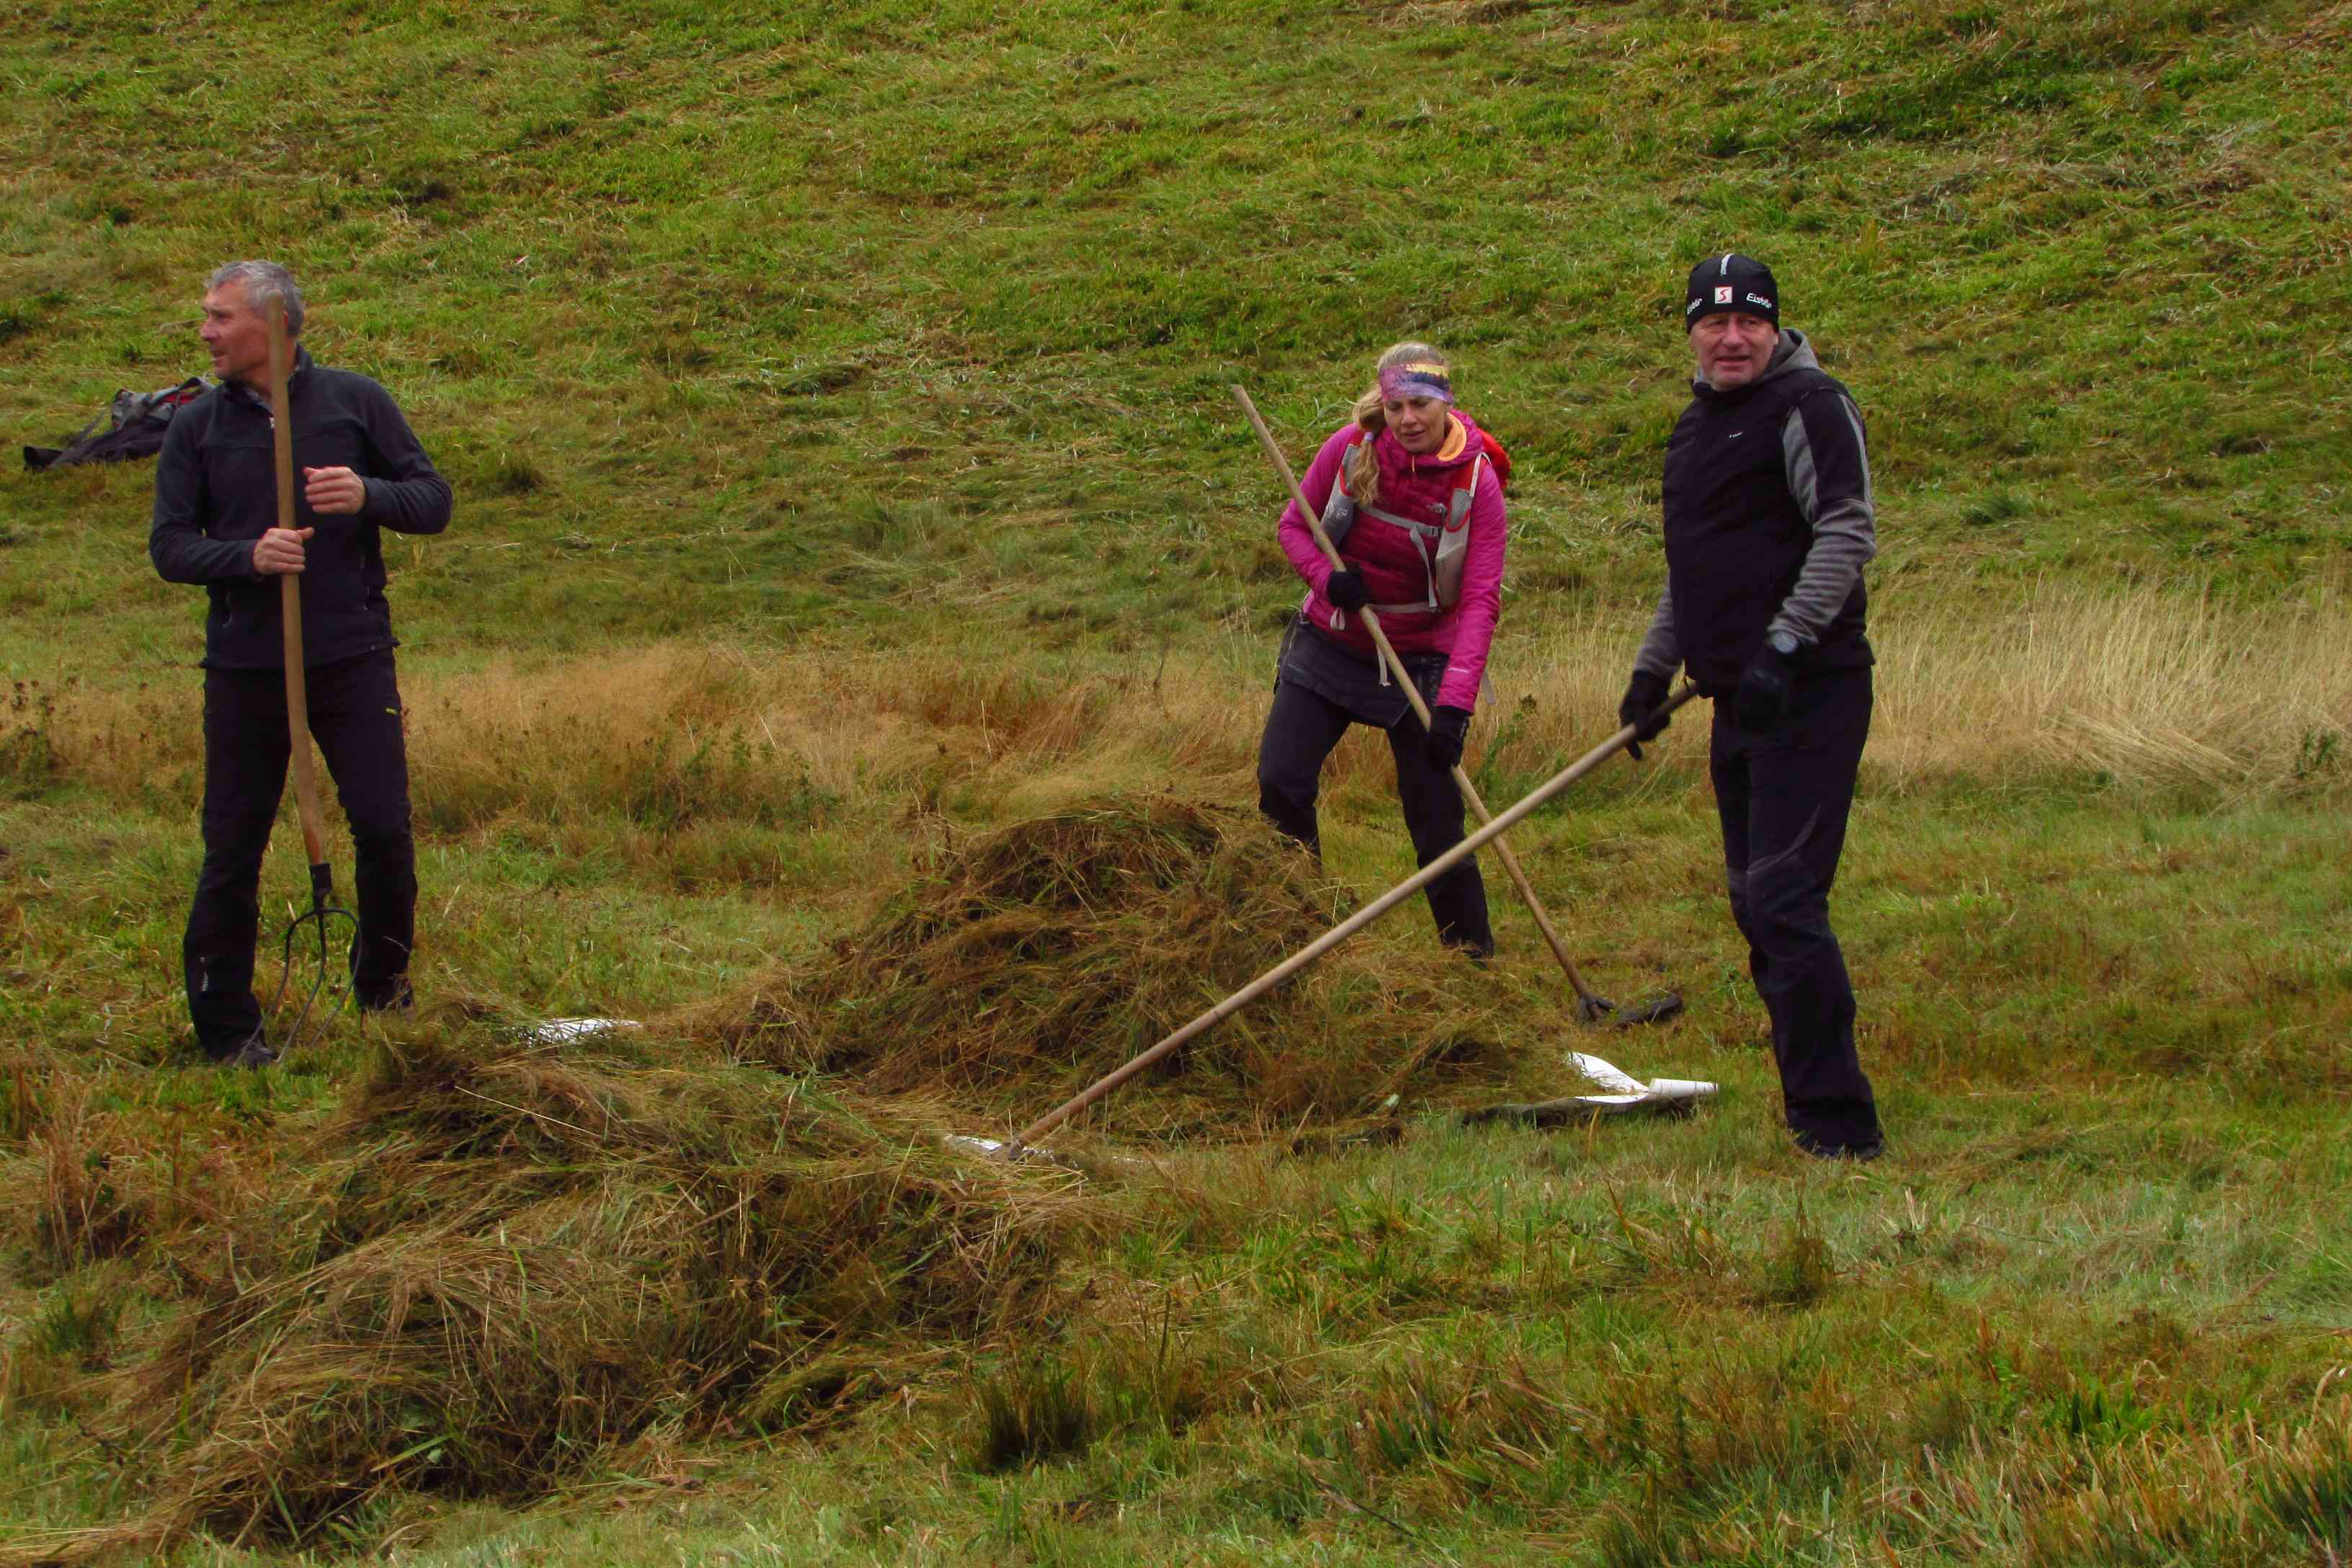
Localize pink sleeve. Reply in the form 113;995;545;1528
1277;425;1359;594
1435;462;1507;712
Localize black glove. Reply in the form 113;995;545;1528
1425;705;1472;772
1618;670;1673;761
1323;568;1369;612
1735;641;1799;733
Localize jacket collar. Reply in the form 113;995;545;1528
1374;409;1483;478
224;345;316;409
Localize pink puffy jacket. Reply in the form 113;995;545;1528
1278;412;1508;713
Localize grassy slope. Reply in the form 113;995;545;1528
4;1;2352;1564
1;0;2348;666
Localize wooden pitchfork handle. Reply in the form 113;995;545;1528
266;302;334;910
1230;385;1614;1017
1005;683;1698;1154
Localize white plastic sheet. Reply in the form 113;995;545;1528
525;1017;643;1046
1561;1050;1719;1114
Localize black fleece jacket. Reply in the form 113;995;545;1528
1634;329;1876;695
149;348;452;669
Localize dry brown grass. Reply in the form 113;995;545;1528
2020;1405;2352;1564
0;1035;1100;1566
28;640;1266;834
1511;580;2352;797
27;585;2348;839
680;797;1517;1141
0;1074;266;1286
1866;579;2352;795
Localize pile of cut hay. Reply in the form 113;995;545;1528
685;798;1511;1139
8;1038;1092;1564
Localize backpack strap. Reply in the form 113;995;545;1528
1428;451;1482;611
1339;447;1487;613
1320;434;1367;551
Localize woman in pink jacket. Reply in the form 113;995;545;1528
1257;342;1508;957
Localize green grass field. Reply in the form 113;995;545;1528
4;1;2351;1562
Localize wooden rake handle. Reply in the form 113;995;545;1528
1229;385;1608;1012
267;302;331;890
1005;682;1698;1154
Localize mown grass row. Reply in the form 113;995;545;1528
21;1059;2343;1564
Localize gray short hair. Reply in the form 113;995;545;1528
207;260;305;336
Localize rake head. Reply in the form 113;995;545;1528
1613;991;1686;1028
267;864;357;1055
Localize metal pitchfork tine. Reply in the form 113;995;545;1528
1233;385;1621;1022
264;298;357;1051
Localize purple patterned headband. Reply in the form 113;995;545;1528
1378;362;1453;404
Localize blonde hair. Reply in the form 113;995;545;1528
1346;341;1451;509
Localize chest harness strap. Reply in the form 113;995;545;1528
1319;435;1483;615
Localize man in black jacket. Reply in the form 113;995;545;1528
150;261;453;1066
1616;253;1884;1159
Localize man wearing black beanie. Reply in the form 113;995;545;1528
1616;252;1885;1161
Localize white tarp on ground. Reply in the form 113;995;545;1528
526;1017;643;1045
1561;1050;1718;1113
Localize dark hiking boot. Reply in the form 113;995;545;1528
217;1033;280;1070
355;976;414;1017
1796;1131;1884;1162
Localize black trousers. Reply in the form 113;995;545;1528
183;649;416;1055
1256;679;1493;956
1708;665;1881;1152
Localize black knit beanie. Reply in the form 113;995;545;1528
1684;253;1780;329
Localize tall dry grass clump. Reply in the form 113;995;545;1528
682;797;1512;1137
31;642;1269;832
3;1038;1094;1566
1869;579;2352;794
29;583;2345;826
1510;580;2352;797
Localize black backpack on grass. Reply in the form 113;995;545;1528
23;377;211;471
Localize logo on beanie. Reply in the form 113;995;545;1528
1714;286;1734;304
1745;293;1774;310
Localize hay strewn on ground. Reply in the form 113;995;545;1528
684;797;1513;1139
4;800;1519;1565
4;1039;1094;1565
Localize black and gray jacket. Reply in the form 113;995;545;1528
148;347;453;670
1633;329;1875;695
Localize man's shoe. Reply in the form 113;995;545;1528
355;977;414;1016
1794;1129;1884;1162
218;1033;280;1070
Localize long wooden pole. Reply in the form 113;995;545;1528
1007;685;1696;1154
1230;386;1613;1017
266;302;331;896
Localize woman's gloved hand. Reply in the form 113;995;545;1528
1425;705;1473;771
1322;569;1369;612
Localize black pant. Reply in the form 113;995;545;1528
1256;679;1492;956
183;649;416;1055
1709;665;1880;1152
